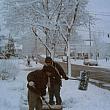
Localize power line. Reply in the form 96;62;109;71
76;28;109;35
88;11;110;17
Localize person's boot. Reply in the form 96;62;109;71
56;100;62;105
49;101;55;105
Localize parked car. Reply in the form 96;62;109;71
83;59;98;66
62;56;67;62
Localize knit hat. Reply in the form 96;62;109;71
45;57;52;63
43;65;56;73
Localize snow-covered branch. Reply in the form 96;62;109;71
32;27;51;55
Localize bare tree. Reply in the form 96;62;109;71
3;0;90;63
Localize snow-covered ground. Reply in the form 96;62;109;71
0;59;110;110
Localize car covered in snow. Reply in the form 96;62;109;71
62;56;67;62
83;59;98;66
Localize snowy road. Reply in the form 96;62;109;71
58;62;110;83
71;64;110;83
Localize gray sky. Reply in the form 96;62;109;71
87;0;110;34
0;0;110;37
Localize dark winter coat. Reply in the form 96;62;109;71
27;69;48;96
46;62;67;87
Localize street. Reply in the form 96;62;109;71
59;62;110;90
59;62;110;82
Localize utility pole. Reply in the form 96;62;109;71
89;17;92;59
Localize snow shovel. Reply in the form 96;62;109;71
42;97;63;110
42;96;52;110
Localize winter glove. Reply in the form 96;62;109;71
28;81;35;87
65;76;69;80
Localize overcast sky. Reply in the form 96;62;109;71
87;0;110;34
0;0;110;37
